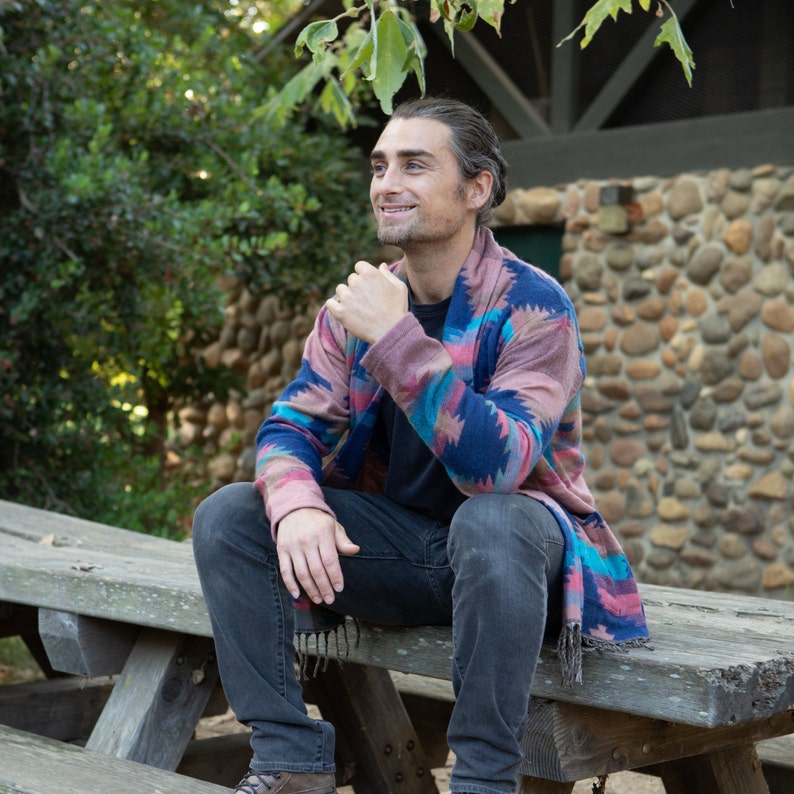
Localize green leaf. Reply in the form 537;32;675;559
559;0;634;49
397;14;427;59
655;14;695;86
343;29;374;79
371;10;408;115
477;0;506;33
319;77;355;127
396;17;427;95
459;1;478;32
443;17;457;56
295;19;339;58
256;60;328;125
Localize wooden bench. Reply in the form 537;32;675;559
2;498;794;794
0;723;230;794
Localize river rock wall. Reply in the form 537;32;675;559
176;163;794;597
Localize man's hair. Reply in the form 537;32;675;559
391;97;508;226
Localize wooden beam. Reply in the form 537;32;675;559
550;0;582;133
0;724;230;794
501;107;794;185
38;609;139;676
307;660;440;794
429;25;550;138
0;676;113;742
519;697;794;783
85;629;218;770
573;0;702;132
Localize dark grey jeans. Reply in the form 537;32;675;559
192;483;564;794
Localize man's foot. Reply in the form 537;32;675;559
233;770;336;794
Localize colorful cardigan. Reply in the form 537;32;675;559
254;227;649;685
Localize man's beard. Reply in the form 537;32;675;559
376;186;468;249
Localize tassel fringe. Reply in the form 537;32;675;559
295;618;361;679
557;623;653;688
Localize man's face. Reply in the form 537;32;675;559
369;117;475;251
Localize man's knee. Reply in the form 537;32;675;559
192;482;267;562
449;493;562;565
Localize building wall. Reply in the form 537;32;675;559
178;163;794;597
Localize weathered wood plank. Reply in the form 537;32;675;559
0;724;230;794
0;676;113;742
519;698;794;782
85;629;219;770
307;660;440;794
5;499;794;729
38;608;139;676
650;744;770;794
756;734;794;794
177;732;252;787
0;503;211;636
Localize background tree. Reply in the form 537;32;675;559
0;0;375;531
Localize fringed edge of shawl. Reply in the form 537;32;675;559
557;623;653;688
295;618;361;679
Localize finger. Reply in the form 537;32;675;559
277;549;302;600
335;522;361;558
324;298;343;324
379;262;402;285
305;548;339;603
288;551;327;604
354;260;375;275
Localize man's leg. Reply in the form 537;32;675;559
192;483;454;779
192;482;336;776
446;494;565;794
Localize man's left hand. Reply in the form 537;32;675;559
325;261;408;343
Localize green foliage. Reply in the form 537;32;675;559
0;0;375;528
560;0;695;86
265;0;695;127
0;637;43;683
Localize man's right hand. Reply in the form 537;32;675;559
276;507;360;605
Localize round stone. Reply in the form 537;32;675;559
761;333;791;378
686;244;724;285
668;178;703;219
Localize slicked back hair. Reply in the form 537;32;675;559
390;97;508;227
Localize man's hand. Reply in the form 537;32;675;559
276;507;360;604
325;261;408;343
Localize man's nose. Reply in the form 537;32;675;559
376;164;402;193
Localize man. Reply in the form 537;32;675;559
192;97;649;794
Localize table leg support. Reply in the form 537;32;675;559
306;660;440;794
86;628;218;770
651;744;769;794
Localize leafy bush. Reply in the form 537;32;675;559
0;0;375;529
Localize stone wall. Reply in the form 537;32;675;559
177;164;794;598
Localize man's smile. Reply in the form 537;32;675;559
379;204;415;215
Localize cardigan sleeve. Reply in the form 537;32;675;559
253;306;352;533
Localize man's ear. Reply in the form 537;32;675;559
467;170;494;211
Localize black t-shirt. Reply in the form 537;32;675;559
370;294;468;524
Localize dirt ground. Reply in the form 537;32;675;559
197;708;665;793
416;754;665;794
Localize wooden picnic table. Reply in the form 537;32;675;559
1;498;794;793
